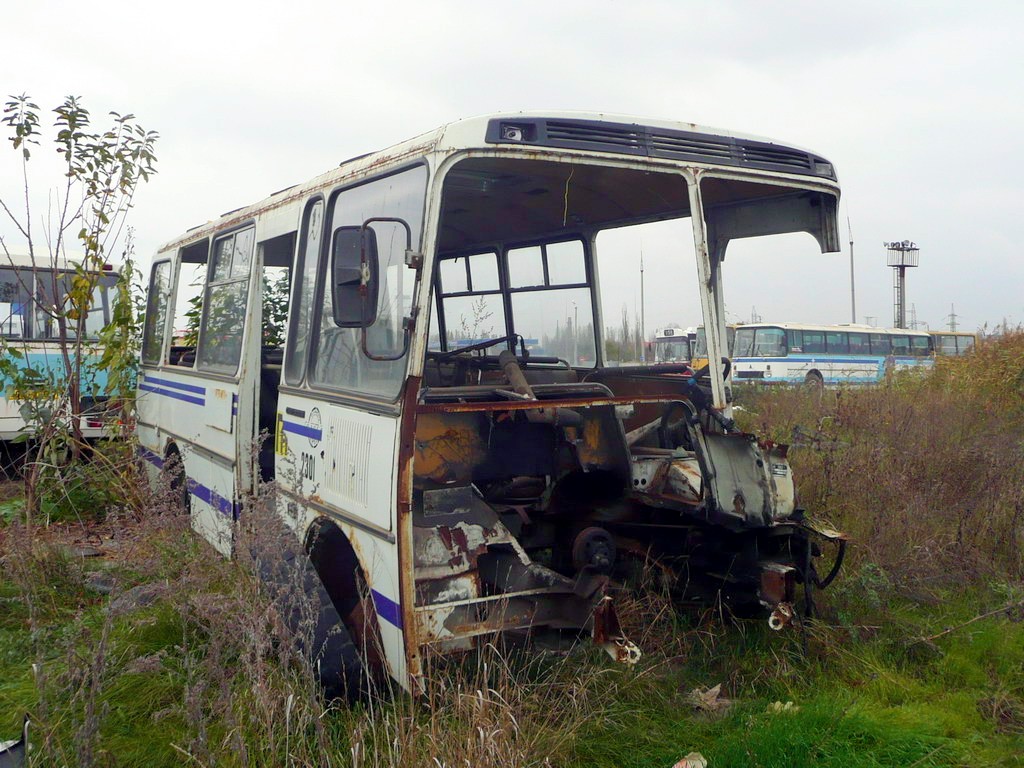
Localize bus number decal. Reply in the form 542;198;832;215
300;451;315;480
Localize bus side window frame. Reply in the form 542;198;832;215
141;259;173;366
802;330;825;354
285;196;326;386
848;332;869;354
869;333;891;355
196;224;256;377
825;331;848;354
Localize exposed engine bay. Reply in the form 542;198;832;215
410;343;846;659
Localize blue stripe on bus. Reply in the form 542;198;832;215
187;479;235;518
140;448;396;623
141;375;207;395
372;589;403;629
139;383;206;406
282;420;323;440
138;447;234;518
137;445;164;469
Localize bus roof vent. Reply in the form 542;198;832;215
545;120;646;155
485;118;835;180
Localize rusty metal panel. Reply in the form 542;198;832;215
413;412;487;484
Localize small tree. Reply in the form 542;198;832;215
0;94;157;516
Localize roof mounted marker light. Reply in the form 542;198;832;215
813;161;834;177
501;124;525;141
499;123;535;143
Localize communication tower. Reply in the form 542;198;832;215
885;240;919;329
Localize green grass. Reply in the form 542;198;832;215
0;497;23;525
569;601;1024;767
3;548;1024;766
6;339;1024;767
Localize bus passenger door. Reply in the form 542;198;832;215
186;227;259;554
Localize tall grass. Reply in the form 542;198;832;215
3;338;1024;765
737;331;1024;587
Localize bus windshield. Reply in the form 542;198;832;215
734;327;786;357
694;326;736;357
654;340;689;363
430;157;694;368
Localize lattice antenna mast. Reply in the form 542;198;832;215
885;240;920;329
947;303;959;332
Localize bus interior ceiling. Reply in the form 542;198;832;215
409;160;834;656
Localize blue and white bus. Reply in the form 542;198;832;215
732;323;933;386
0;251;118;441
929;330;977;357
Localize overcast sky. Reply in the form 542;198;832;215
2;0;1022;335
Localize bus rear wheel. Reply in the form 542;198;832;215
804;370;824;388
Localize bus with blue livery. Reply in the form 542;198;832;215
732;323;933;386
929;330;977;357
0;251;119;441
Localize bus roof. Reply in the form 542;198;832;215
654;327;688;338
1;250;113;271
737;322;930;336
159;111;839;255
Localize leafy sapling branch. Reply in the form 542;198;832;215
0;94;158;517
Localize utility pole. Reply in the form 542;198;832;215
571;300;578;364
947;303;959;332
639;249;646;363
848;217;856;323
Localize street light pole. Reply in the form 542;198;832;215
848;217;856;324
639;250;646;363
572;300;578;365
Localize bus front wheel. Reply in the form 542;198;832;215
804;370;824;388
162;445;190;516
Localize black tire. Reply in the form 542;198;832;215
162;446;190;516
254;537;367;701
804;370;824;388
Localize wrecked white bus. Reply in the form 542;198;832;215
137;113;846;696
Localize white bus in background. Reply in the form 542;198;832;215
652;327;693;364
137;111;845;698
0;251;118;441
929;330;977;357
691;324;737;371
732;323;933;386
